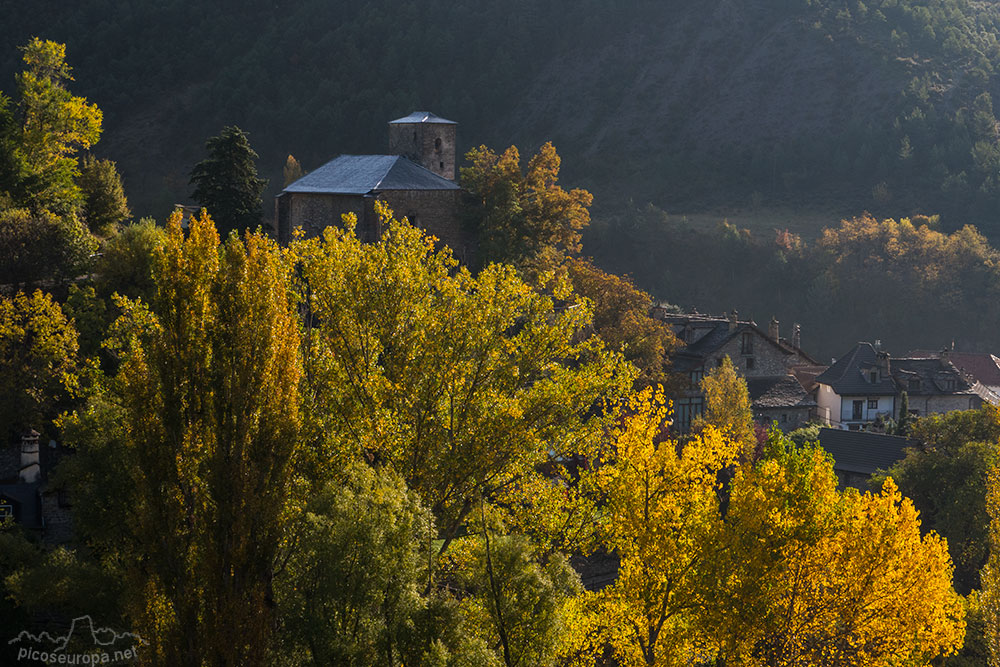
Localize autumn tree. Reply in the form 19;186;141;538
190;126;267;235
984;466;1000;666
593;390;738;666
461;142;592;268
587;410;964;666
61;210;301;665
0;289;79;442
713;433;965;666
566;258;680;390
692;355;757;456
0;39;101;287
283;154;304;186
294;202;633;558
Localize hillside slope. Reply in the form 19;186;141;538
5;0;1000;228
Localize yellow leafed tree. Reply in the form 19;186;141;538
712;436;966;666
594;390;739;666
983;466;1000;665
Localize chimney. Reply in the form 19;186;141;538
19;430;40;484
792;323;801;349
768;316;779;343
728;310;739;332
876;350;890;379
941;346;951;365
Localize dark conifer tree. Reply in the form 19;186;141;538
897;391;911;436
190;126;267;235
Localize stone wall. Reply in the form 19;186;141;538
920;394;982;417
376;190;474;264
756;406;811;431
715;329;805;377
283;192;369;240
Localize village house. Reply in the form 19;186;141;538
655;310;819;431
0;430;73;544
275;112;474;262
815;341;998;430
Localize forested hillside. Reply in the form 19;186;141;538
7;0;1000;230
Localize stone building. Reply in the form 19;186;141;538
275;112;474;262
657;311;819;431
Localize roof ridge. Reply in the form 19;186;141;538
371;155;401;190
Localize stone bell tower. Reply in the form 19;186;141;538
388;111;457;181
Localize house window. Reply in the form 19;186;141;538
869;370;877;383
781;413;787;423
868;398;878;409
440;161;445;170
435;137;442;151
741;332;754;354
674;397;704;433
716;357;724;367
944;379;956;391
0;502;12;519
689;369;704;388
746;357;756;370
853;400;864;420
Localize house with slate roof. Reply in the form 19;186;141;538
818;428;913;490
910;350;1000;397
816;341;998;430
275;112;474;262
746;375;817;431
656;310;818;431
0;430;73;544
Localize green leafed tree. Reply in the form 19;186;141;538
190;126;268;235
79;154;131;234
294;202;633;556
6;38;102;214
276;463;494;666
0;207;97;287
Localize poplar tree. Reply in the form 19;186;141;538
65;210;301;665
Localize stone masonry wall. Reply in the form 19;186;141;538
376;190;473;263
715;331;800;377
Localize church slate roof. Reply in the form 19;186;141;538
818;428;913;476
389;111;457;124
283;155;460;195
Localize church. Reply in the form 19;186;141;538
275;112;474;262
